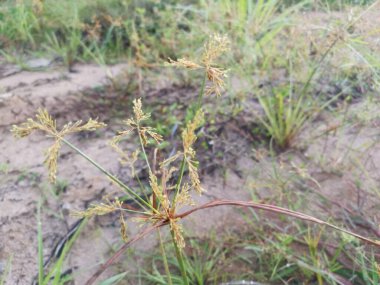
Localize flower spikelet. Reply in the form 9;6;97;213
149;172;170;211
123;98;163;145
133;98;150;123
202;34;230;66
168;58;202;70
12;109;55;138
205;66;228;97
182;110;204;154
170;218;185;249
60;118;106;136
12;109;106;183
175;183;195;208
140;126;163;145
188;161;203;194
120;213;128;242
169;34;230;97
182;110;205;194
72;198;123;218
161;151;182;168
44;140;61;182
202;34;230;97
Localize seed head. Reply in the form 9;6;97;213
12;109;106;183
175;183;195;208
72;198;123;218
170;218;185;249
202;34;230;67
168;58;202;70
168;34;230;97
133;98;150;123
149;172;170;211
123;98;163;146
120;213;129;242
182;110;205;194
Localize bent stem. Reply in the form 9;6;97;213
175;200;380;246
85;221;166;285
85;199;380;284
170;229;189;285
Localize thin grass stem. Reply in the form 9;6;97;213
136;125;153;174
173;72;207;205
37;200;44;285
157;229;173;285
196;74;207;111
61;138;154;212
170;229;189;285
172;157;186;210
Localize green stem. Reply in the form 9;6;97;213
37;200;44;285
61;138;155;212
196;74;207;111
172;157;186;211
134;172;151;206
170;229;189;285
157;229;173;285
299;37;340;97
172;72;207;206
137;125;153;174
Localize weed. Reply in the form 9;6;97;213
34;200;87;285
98;272;128;285
257;84;312;149
11;33;380;285
141;238;226;285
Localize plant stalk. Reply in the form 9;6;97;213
157;229;173;285
61;138;154;212
196;74;207;111
170;229;189;285
173;72;207;205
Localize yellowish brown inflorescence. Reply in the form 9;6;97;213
110;98;206;248
124;98;163;145
169;34;230;97
182;110;205;194
119;212;129;242
11;109;106;183
163;109;205;194
72;198;123;218
11;97;206;250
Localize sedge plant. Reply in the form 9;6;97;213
11;34;380;285
255;1;380;149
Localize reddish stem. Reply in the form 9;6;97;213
175;200;380;246
85;221;166;285
85;199;380;284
